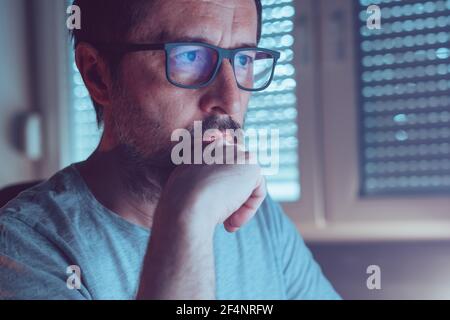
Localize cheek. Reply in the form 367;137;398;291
119;59;203;132
118;55;252;132
120;54;167;106
237;92;251;123
160;92;205;133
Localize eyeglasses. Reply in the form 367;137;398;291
94;42;281;92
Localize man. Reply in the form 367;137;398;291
0;0;339;299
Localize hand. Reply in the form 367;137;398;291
158;138;267;233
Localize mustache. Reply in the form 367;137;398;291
188;115;242;135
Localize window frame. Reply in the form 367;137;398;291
291;0;450;242
281;0;328;230
33;0;72;177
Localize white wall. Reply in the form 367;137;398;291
309;241;450;300
0;0;37;187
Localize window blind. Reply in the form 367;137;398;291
357;0;450;195
69;0;300;202
70;49;102;163
246;0;300;201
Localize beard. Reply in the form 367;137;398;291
110;86;174;203
109;83;243;203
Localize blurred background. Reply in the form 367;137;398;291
1;0;450;299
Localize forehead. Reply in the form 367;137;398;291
132;0;258;48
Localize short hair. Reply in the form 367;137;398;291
70;0;263;126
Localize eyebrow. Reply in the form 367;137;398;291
155;31;258;49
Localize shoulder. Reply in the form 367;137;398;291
0;165;84;239
0;166;86;281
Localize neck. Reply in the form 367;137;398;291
76;143;172;230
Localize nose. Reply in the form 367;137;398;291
199;59;243;117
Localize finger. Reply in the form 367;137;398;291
224;175;267;233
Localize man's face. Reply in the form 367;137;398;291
108;0;258;166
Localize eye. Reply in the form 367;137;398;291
176;50;199;63
237;54;253;67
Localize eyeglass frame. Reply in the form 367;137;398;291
92;42;281;92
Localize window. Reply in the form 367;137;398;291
357;0;450;196
68;0;301;202
295;0;450;241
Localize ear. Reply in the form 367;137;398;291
75;43;114;108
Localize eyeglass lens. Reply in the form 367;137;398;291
167;45;275;90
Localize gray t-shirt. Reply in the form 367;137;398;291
0;165;339;300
